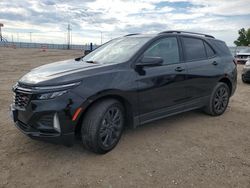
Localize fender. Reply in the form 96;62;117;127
76;89;139;129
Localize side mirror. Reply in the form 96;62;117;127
136;56;163;67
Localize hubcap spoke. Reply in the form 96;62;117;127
214;86;228;113
99;106;123;148
103;133;110;146
100;128;108;137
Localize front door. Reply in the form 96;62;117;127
136;37;188;121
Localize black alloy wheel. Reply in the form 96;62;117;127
81;99;125;154
99;106;123;148
204;82;230;116
213;86;229;114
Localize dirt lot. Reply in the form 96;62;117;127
0;47;249;188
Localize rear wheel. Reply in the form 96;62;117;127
81;99;125;154
204;83;230;116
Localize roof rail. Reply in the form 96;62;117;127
124;33;140;37
159;30;215;39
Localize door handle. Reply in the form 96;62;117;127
175;67;185;72
212;61;218;66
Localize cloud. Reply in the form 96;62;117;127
0;0;249;45
188;0;250;16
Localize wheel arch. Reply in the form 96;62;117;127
218;77;232;96
74;93;135;137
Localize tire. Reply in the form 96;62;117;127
81;99;125;154
242;75;247;83
204;82;230;116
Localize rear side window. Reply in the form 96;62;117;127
204;42;216;58
143;37;180;65
209;40;231;56
182;37;206;61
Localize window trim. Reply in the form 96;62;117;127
203;41;217;59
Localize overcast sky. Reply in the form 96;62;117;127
0;0;249;45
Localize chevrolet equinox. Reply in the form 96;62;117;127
10;31;237;154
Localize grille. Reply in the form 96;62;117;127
237;55;249;59
14;91;31;109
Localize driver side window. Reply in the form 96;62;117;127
143;37;180;65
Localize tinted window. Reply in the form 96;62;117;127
144;37;179;65
204;42;215;58
209;40;231;56
182;37;206;61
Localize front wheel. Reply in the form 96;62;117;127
204;83;230;116
81;99;125;154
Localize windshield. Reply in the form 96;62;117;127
82;37;151;64
239;48;250;53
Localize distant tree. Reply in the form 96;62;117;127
234;28;250;46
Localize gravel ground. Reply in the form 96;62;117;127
0;47;249;188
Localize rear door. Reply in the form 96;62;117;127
136;36;188;119
181;36;220;100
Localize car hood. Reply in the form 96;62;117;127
19;59;104;85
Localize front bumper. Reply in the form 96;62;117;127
10;91;85;146
14;120;74;146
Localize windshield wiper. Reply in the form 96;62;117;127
85;60;98;64
75;55;84;61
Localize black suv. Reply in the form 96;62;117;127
10;31;237;154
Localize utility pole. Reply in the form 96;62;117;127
67;24;71;49
64;33;66;44
0;23;3;41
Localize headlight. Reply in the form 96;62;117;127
34;82;81;100
37;90;67;100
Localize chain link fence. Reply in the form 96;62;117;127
0;41;98;50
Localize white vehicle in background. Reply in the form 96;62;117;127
242;58;250;83
236;48;250;64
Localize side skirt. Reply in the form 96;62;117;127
133;96;209;128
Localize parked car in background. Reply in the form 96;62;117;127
242;58;250;83
10;30;237;154
235;48;250;64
